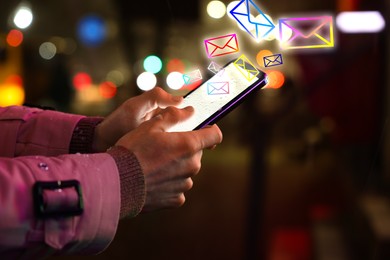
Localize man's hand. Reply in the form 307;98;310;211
115;106;223;212
93;87;183;152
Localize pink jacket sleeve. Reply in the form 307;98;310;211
0;106;122;257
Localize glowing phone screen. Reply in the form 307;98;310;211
168;61;266;132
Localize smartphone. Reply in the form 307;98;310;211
167;59;268;132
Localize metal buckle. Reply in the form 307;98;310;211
33;180;84;218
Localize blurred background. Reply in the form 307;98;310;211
1;0;390;259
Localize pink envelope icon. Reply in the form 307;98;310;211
207;82;230;95
279;16;334;49
204;34;239;58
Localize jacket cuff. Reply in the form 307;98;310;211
69;117;104;154
107;146;145;219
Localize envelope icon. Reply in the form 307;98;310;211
233;54;259;81
207;82;230;95
263;53;283;67
279;16;334;49
229;0;275;40
204;34;239;58
183;69;202;85
207;61;223;74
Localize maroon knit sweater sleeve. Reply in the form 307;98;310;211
69;117;145;218
107;146;145;218
69;117;104;154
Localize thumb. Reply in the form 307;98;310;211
152;106;194;131
132;87;183;116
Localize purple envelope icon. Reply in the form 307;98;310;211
263;53;283;67
279;16;334;49
207;82;230;95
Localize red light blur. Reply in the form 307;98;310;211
6;30;23;47
166;58;185;73
99;81;117;99
265;70;285;89
73;72;92;90
5;74;23;86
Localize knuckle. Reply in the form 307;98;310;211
183;178;194;191
182;138;199;154
164;106;180;117
174;194;186;207
190;159;202;174
150;86;164;96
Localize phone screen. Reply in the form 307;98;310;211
167;60;267;132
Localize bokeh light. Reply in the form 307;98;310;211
6;30;23;47
264;70;285;89
73;72;92;90
5;74;23;86
136;72;157;91
336;11;385;33
50;36;77;55
166;72;185;90
166;58;185;73
106;70;125;86
99;81;117;99
278;22;294;43
0;84;25;106
256;49;273;67
207;1;226;19
143;55;163;74
77;15;107;46
39;42;57;60
13;6;33;29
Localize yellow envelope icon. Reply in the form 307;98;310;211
204;34;239;58
207;82;229;95
233;54;259;81
279;16;334;49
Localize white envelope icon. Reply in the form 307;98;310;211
207;82;229;95
229;0;275;40
183;69;202;85
208;61;222;74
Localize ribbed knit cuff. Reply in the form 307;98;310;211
69;117;104;154
107;146;146;219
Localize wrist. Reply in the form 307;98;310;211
92;123;110;152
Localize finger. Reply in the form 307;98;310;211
190;124;223;150
152;106;194;131
165;177;194;193
142;87;183;111
127;87;183;120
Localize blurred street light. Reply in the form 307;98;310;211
336;11;385;33
13;4;33;29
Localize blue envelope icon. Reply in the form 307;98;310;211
263;53;283;67
229;0;275;40
207;82;230;95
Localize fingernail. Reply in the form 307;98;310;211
184;106;194;112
